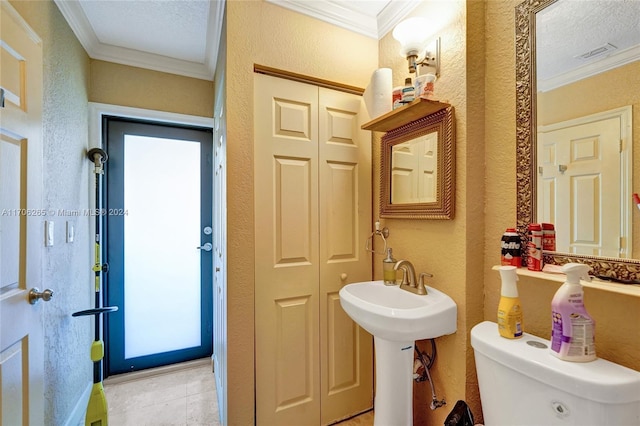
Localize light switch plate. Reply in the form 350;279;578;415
66;221;74;243
45;221;54;247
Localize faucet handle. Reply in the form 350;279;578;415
418;272;433;289
407;272;432;296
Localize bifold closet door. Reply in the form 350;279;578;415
255;74;321;425
254;73;372;425
318;87;373;425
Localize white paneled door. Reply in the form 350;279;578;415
538;111;627;257
254;73;373;425
0;1;45;424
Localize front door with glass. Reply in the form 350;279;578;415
103;117;213;374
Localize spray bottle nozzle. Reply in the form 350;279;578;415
498;266;519;298
561;263;591;283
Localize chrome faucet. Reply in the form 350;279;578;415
394;260;431;295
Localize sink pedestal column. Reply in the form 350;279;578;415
373;337;415;426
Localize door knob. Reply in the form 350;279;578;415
197;242;213;252
29;288;54;305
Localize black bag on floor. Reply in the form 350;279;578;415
444;400;474;426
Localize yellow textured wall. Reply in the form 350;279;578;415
484;0;640;386
538;61;640;257
224;1;378;423
375;0;485;423
89;60;214;117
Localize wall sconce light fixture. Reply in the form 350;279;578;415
392;17;440;77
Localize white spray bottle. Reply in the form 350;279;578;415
497;266;523;339
550;263;596;362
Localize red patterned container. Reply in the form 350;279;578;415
542;223;556;251
527;224;543;271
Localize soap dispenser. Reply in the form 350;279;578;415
383;248;397;285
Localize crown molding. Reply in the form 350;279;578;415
266;0;377;38
538;44;640;92
376;0;422;39
266;0;419;40
54;0;221;81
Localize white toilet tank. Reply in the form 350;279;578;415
471;321;640;426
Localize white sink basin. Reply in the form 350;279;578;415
339;280;457;342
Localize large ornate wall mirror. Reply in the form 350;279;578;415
379;106;455;219
516;0;640;281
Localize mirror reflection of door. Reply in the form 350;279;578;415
391;131;438;204
537;107;632;257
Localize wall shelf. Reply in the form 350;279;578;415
361;97;451;132
491;265;640;297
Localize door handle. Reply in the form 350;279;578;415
197;243;213;252
29;288;54;305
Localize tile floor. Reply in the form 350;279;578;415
104;359;220;426
336;410;374;426
104;359;373;426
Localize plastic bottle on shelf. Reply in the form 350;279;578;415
542;223;556;251
401;77;414;103
527;223;543;271
550;263;596;362
497;266;523;339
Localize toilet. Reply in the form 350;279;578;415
471;321;640;425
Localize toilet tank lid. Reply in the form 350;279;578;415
471;321;640;405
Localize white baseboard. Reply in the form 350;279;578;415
63;381;92;426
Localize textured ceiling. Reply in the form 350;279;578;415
536;0;640;90
54;0;225;80
79;0;210;63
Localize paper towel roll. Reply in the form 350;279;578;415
363;68;392;120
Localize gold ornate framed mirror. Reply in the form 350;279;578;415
379;106;455;219
515;0;640;282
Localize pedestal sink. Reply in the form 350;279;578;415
339;280;457;426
